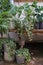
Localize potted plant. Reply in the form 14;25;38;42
3;39;16;62
31;0;43;29
8;5;24;43
16;48;31;64
36;13;43;29
9;3;35;44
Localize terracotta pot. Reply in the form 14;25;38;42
16;55;25;64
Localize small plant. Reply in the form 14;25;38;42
16;48;31;62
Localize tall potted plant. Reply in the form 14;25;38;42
8;5;24;43
9;3;35;46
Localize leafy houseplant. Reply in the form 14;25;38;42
3;39;16;61
16;48;31;64
10;3;34;46
8;5;26;46
31;0;43;29
36;13;43;29
0;0;11;12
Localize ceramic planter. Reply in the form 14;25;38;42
4;44;14;62
16;55;25;64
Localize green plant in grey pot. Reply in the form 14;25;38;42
3;39;16;62
16;48;31;64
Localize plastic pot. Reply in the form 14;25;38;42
16;55;25;64
4;44;14;62
39;22;43;29
8;31;19;42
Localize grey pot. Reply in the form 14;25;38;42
8;32;19;42
16;55;25;64
4;44;14;62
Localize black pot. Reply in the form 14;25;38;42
34;22;43;29
34;22;39;29
39;22;43;29
16;55;25;64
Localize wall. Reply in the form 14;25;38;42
10;0;43;6
14;0;43;2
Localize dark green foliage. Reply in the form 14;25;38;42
0;0;11;12
16;48;31;62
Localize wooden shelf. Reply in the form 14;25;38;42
32;29;43;33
